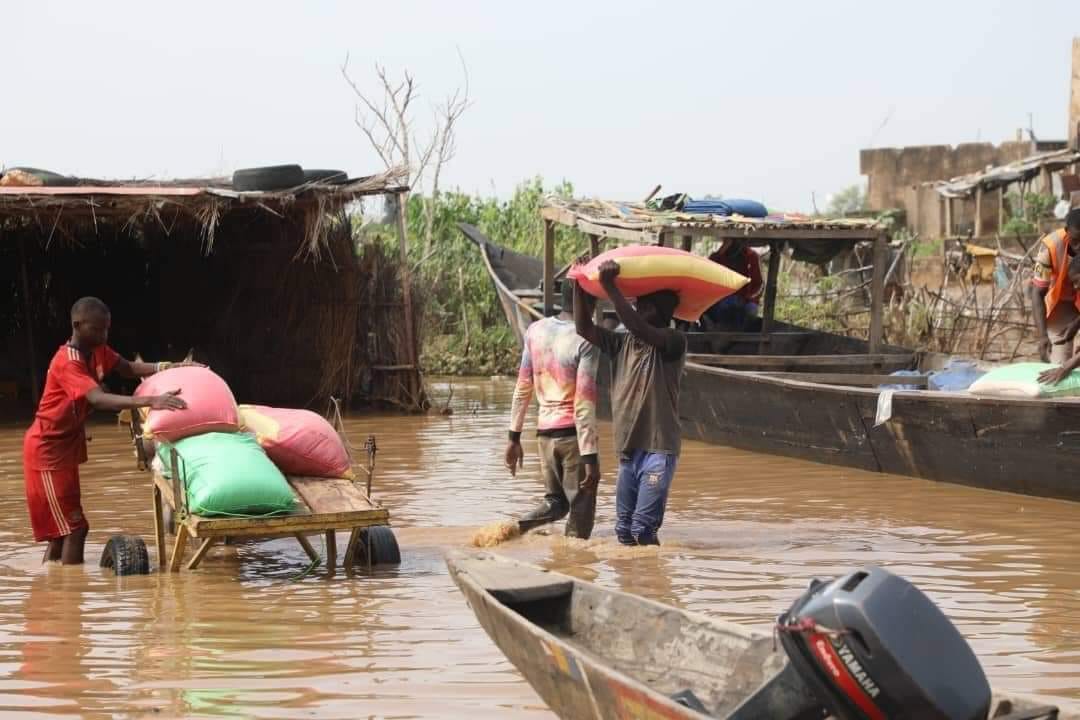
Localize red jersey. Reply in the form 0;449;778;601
23;344;120;470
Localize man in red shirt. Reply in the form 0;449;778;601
702;239;764;330
23;297;188;565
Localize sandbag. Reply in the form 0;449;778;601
134;366;239;441
158;432;295;517
568;245;749;322
968;362;1080;399
239;405;354;479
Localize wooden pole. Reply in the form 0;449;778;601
543;220;555;317
974;186;984;239
869;233;888;354
393;191;419;404
759;241;782;354
17;234;40;407
680;235;692;252
945;197;953;237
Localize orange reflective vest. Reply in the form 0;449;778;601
1041;228;1080;318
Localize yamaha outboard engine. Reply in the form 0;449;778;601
727;566;992;720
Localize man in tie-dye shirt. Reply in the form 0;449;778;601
506;280;600;539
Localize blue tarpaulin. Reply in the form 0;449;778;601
682;198;768;218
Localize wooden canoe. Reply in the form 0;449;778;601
468;227;1080;502
447;551;1078;720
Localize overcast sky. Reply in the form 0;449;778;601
3;1;1077;211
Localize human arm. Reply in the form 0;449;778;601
573;279;603;346
1038;353;1080;386
1028;284;1052;362
114;358;205;379
86;387;187;413
597;260;672;351
744;249;764;302
574;340;600;487
506;335;535;476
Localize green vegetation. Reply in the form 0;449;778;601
359;179;590;376
825;184;868;216
1002;191;1056;237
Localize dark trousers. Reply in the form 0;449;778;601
518;435;596;539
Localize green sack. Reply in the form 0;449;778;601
158;432;296;517
968;362;1080;399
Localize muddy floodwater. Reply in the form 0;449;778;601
0;376;1078;718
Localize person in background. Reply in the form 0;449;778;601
505;280;600;539
701;239;763;331
1039;253;1080;386
23;297;191;565
574;262;686;546
1029;209;1080;364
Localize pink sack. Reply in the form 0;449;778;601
134;367;240;442
238;405;354;479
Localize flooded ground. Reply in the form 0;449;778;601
0;376;1078;718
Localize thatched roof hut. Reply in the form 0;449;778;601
0;166;425;415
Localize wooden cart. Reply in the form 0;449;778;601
118;409;398;577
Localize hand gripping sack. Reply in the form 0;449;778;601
239;405;354;479
134;366;240;441
157;432;295;517
567;245;749;322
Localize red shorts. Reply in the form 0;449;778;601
23;466;88;542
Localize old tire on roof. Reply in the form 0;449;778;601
1;167;79;187
100;535;151;576
302;169;349;185
355;526;401;566
232;164;304;192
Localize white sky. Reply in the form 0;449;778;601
3;1;1078;211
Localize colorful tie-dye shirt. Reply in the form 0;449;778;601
509;317;599;457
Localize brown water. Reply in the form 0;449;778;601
0;377;1079;718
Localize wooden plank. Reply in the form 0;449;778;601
16;234;40;406
690;332;814;342
755;372;930;388
759;241;782;354
543;220;555;317
187;509;389;537
168;525;189;573
289;477;376;515
169;448;183;517
343;528;361;577
394;190;419;402
152;485;166;570
295;534;320;564
186;537;217;570
326;531;337;576
869;234;887;354
974;186;984;237
687;353;915;368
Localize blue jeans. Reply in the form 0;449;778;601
615;450;677;545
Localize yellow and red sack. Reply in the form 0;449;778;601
568;245;748;322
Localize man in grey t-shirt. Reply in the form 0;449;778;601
574;260;686;545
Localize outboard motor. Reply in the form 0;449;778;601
727;566;992;720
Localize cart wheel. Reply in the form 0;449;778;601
100;535;150;576
356;526;401;566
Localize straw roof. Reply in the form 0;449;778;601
0;166;409;254
541;196;885;244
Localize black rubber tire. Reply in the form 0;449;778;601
3;166;79;187
232;164;304;192
302;169;349;185
100;535;151;576
356;526;401;566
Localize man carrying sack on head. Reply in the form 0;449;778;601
1029;209;1080;364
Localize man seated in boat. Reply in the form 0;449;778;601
1029;208;1080;363
700;239;763;331
574;263;685;546
506;280;601;539
22;297;190;565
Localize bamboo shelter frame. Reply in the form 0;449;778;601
539;198;891;354
0;166;424;411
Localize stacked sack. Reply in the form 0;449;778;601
138;368;354;517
